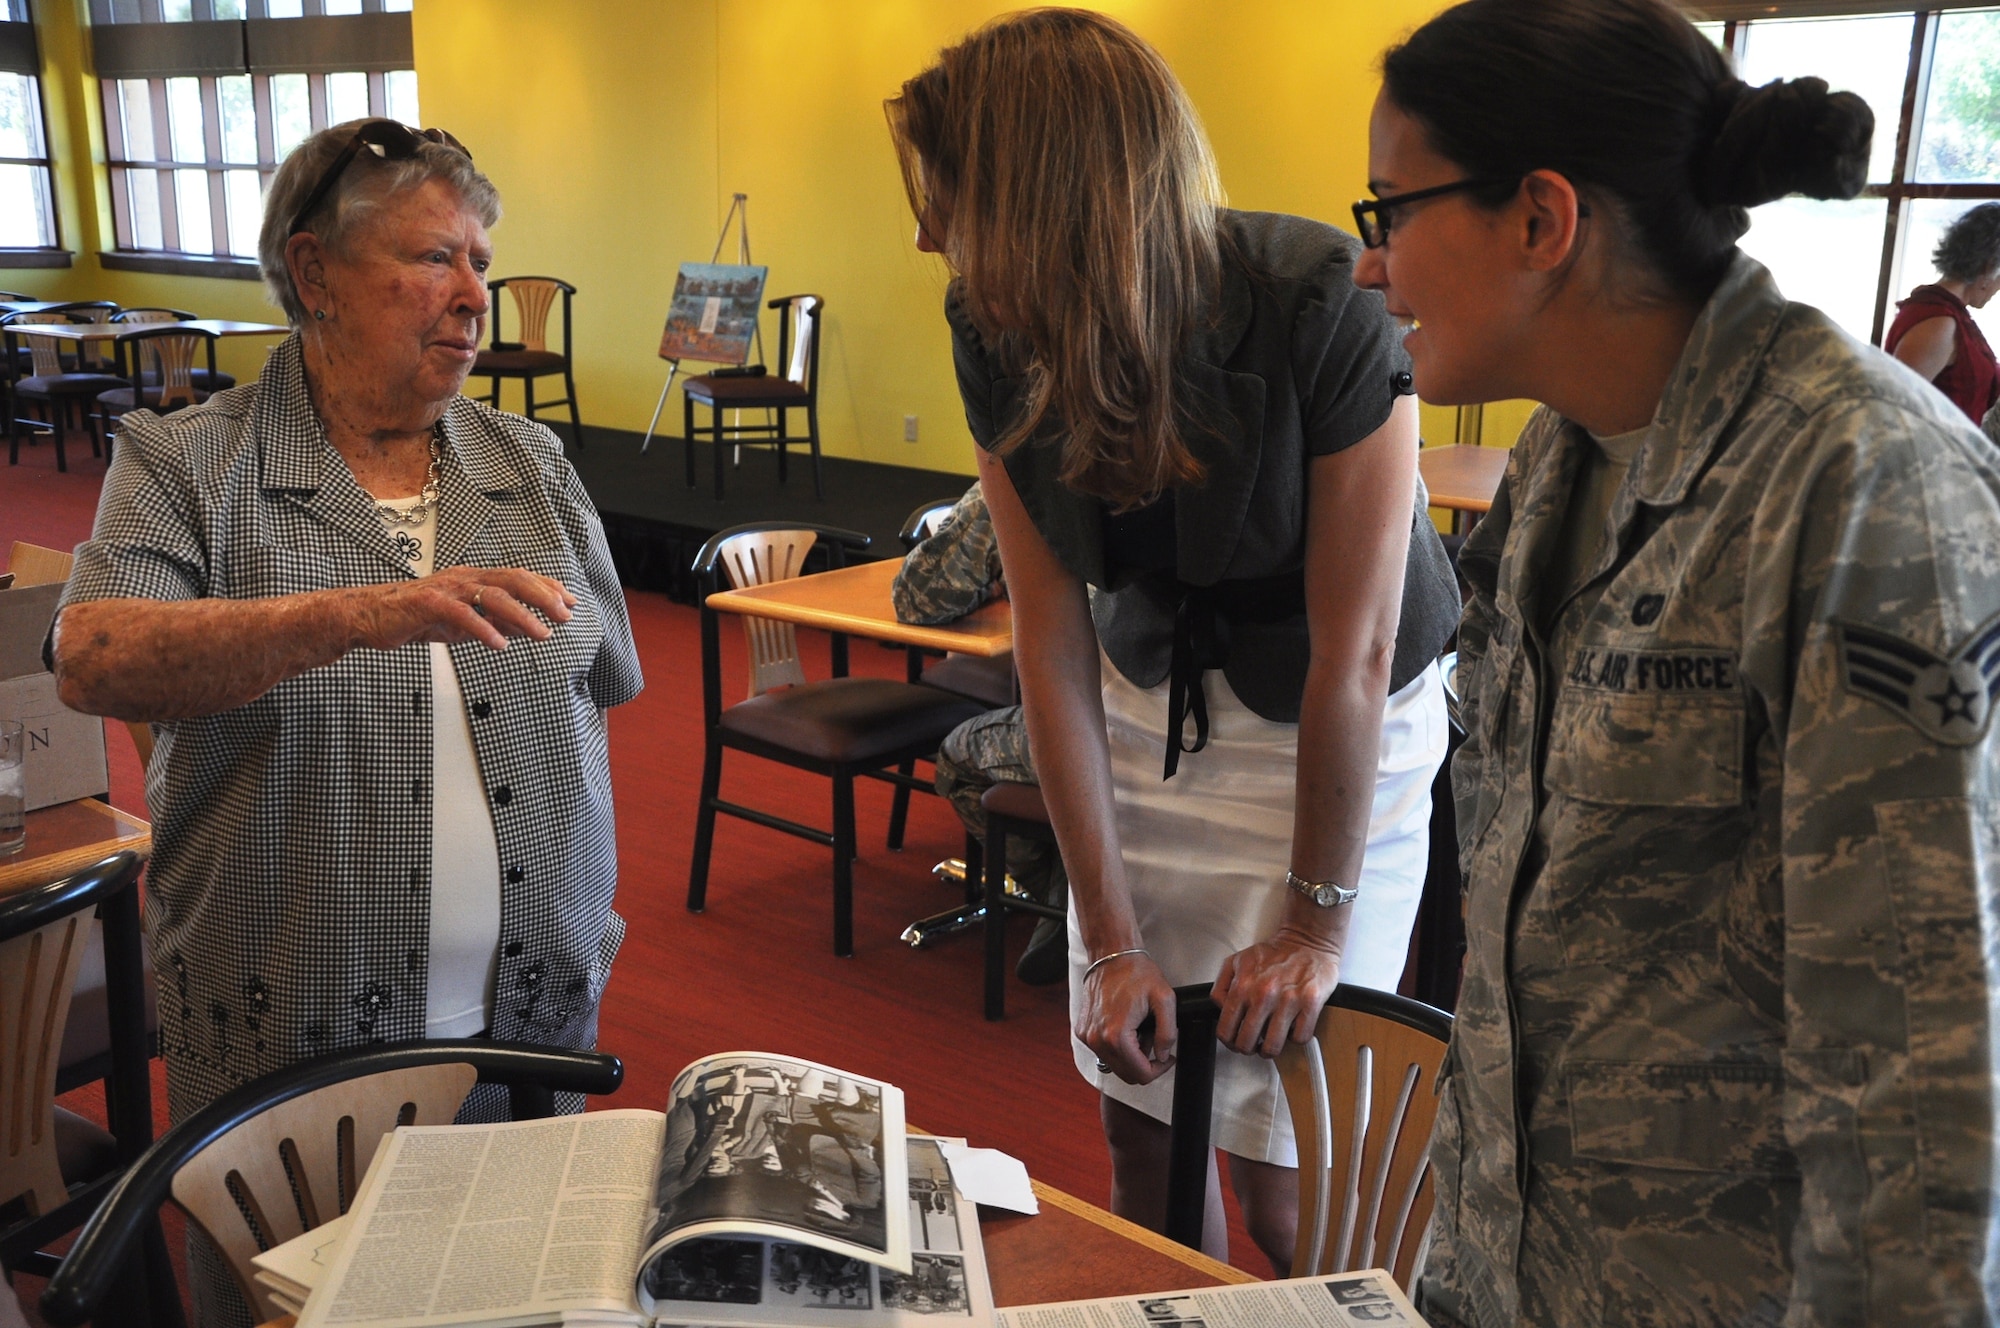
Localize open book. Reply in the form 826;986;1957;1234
294;1052;993;1328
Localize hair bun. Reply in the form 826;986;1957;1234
1699;76;1874;208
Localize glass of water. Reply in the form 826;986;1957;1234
0;720;23;855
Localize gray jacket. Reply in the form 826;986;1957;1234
1423;253;2000;1326
946;209;1458;726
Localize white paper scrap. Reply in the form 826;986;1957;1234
938;1141;1038;1214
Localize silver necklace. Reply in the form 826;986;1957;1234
374;425;444;527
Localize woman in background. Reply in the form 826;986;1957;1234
887;9;1458;1272
1355;0;2000;1320
1886;201;2000;425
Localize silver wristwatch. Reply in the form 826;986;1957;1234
1285;869;1358;908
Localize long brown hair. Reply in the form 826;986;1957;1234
886;8;1222;509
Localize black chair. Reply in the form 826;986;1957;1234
688;523;988;955
3;305;123;471
0;852;171;1325
1164;983;1450;1284
474;276;582;449
39;1040;624;1327
96;325;221;464
683;294;825;500
111;308;235;393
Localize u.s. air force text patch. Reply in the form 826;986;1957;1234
1838;615;2000;745
1564;646;1741;694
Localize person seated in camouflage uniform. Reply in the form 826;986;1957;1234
892;483;1068;984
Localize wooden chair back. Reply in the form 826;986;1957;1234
711;527;817;695
109;308;189;381
780;294;820;388
502;279;561;354
0;904;93;1221
10;313;72;379
126;331;204;411
8;542;157;771
168;1062;478;1322
1279;1001;1450;1286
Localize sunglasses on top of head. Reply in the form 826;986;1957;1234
287;120;472;238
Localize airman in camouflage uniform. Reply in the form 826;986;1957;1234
891;483;1002;627
893;485;1066;977
1419;252;2000;1325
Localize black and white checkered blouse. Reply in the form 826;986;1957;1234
59;335;644;1121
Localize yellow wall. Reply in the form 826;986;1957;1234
13;0;1535;475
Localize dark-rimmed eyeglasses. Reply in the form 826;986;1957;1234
287;120;472;238
1351;178;1515;249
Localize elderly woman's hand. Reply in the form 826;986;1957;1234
345;565;577;652
1211;922;1344;1060
1077;950;1177;1084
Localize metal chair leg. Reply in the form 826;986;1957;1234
832;769;856;957
887;759;914;851
687;740;724;912
984;818;1010;1019
808;402;824;500
684;393;698;489
565;370;583;450
714;404;728;502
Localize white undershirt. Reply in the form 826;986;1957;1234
375;492;502;1038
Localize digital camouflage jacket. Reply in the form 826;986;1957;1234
890;482;1000;626
1419;254;2000;1327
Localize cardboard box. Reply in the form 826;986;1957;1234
0;580;108;810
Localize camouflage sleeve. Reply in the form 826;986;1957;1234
1739;398;2000;1322
1449;424;1547;866
891;484;1003;626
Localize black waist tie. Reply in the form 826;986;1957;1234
1160;571;1305;780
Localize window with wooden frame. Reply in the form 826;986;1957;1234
91;0;416;276
1693;4;2000;345
0;0;64;260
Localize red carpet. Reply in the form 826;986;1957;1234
2;438;1267;1323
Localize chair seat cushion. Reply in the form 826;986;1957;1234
981;780;1051;825
684;375;809;406
475;349;567;375
923;653;1015;708
60;916;160;1075
721;678;987;764
16;374;125;397
55;1105;118;1187
97;386;210;411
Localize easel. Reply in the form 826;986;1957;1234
641;193;767;454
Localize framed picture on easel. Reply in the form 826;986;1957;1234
658;262;768;365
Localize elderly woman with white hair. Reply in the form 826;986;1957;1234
50;120;642;1322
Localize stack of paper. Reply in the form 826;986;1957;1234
251;1213;353;1317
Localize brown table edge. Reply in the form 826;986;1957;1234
1027;1179;1256;1287
704;589;1012;659
0;798;152;896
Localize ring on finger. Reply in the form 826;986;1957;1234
472;590;486;617
1095;1059;1111;1073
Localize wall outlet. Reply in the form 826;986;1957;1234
903;414;919;442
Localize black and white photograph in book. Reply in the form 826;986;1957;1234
642;1238;767;1305
906;1138;962;1253
1324;1276;1404;1324
654;1057;891;1254
878;1254;974;1316
766;1243;877;1310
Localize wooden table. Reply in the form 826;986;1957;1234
258;1179;1251;1326
2;318;288;342
1418;444;1510;533
706;557;1012;657
0;796;150;894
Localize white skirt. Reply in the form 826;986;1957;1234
1068;655;1449;1166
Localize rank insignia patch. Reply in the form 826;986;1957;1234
1838;615;2000;745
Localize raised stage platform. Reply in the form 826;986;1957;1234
568;425;973;600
